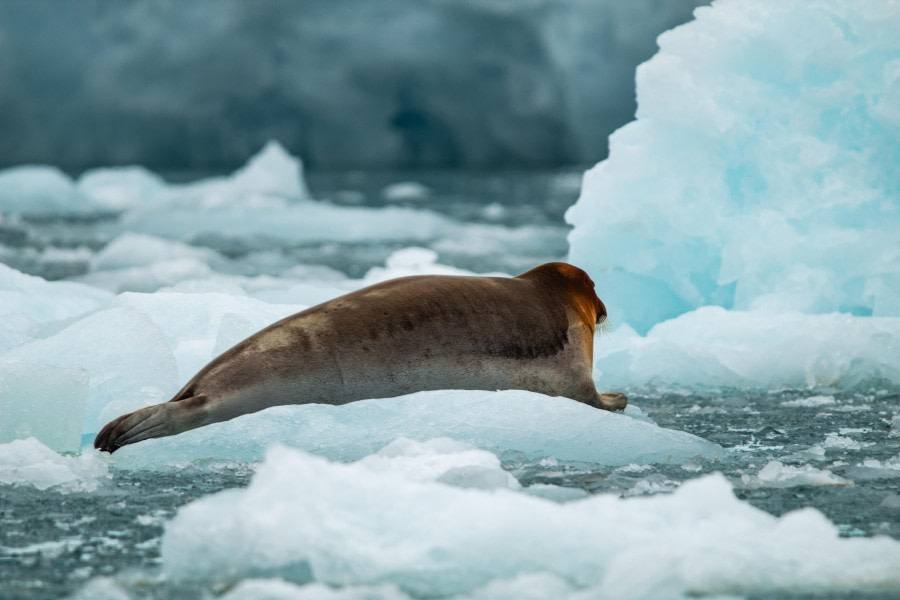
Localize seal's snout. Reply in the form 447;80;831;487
596;297;608;325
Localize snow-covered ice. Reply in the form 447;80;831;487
161;443;900;597
0;438;109;492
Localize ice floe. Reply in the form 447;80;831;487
110;391;723;470
0;438;109;492
161;443;900;597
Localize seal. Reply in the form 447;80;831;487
94;262;626;453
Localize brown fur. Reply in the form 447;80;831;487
94;262;626;453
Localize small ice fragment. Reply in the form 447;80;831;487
0;438;109;492
781;396;836;408
823;435;870;450
523;484;589;503
746;460;850;488
381;181;431;201
890;414;900;438
65;577;131;600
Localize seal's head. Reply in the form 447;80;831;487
516;262;607;328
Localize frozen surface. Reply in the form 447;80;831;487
595;308;900;390
0;364;88;453
162;443;900;597
0;438;109;492
0;166;101;217
0;263;112;331
568;0;900;333
1;307;178;435
110;391;723;470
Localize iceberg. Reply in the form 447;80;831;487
109;390;722;470
568;0;900;333
161;443;900;597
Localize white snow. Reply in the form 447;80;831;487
0;438;109;492
161;443;900;597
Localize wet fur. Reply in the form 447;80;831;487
95;262;627;453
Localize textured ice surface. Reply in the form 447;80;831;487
0;438;109;492
0;263;112;330
568;0;900;333
162;444;900;597
110;391;722;470
741;460;850;488
1;307;178;435
0;364;88;452
219;580;411;600
0;166;100;217
595;308;900;389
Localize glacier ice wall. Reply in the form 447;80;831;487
568;0;900;334
0;0;703;170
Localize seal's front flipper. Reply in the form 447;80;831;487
585;391;627;412
94;395;209;453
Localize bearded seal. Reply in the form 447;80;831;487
94;262;626;453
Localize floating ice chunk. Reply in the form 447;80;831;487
0;263;113;326
0;165;99;217
116;196;453;246
0;438;109;491
1;307;177;435
90;233;224;271
381;182;431;202
780;395;836;408
65;576;131;600
567;0;900;332
741;460;850;488
521;484;589;503
822;434;870;451
162;446;900;597
595;308;900;389
78;258;216;294
362;247;483;283
0;364;88;452
891;414;900;437
110;390;722;470
220;579;411;600
226;140;311;201
76;166;166;212
357;438;520;491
